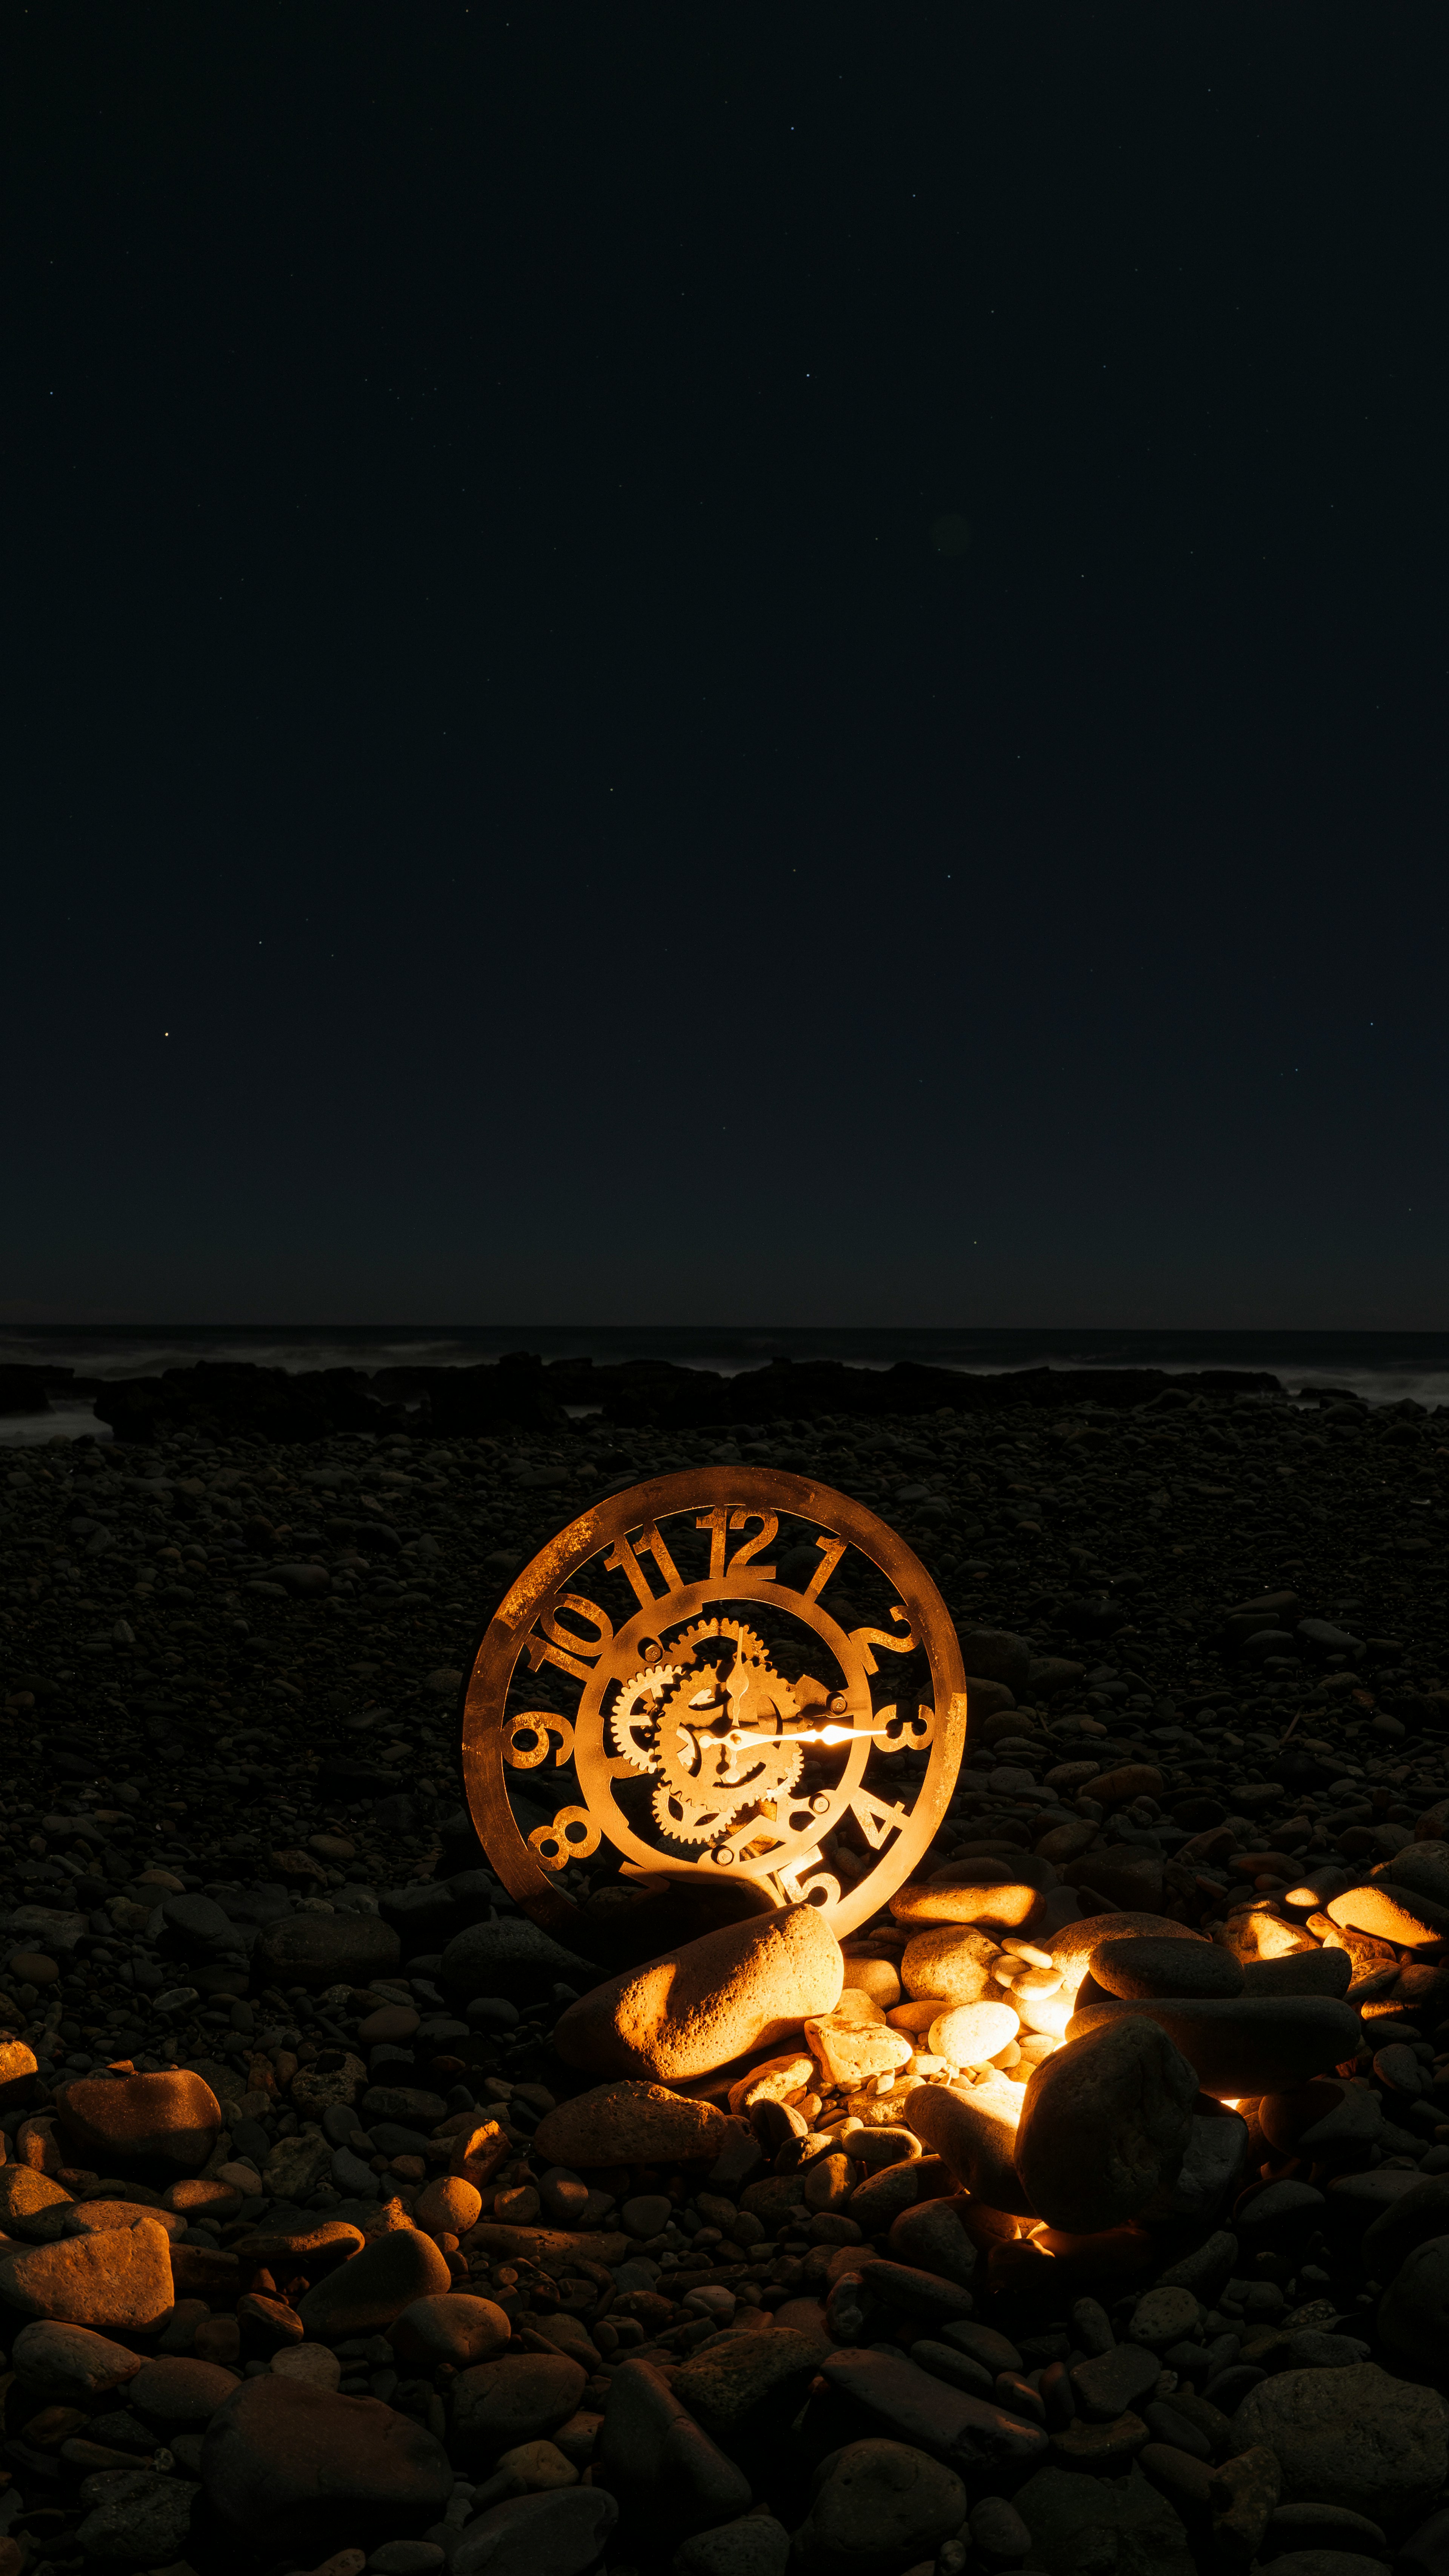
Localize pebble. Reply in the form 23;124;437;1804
1091;1934;1244;2000
905;2076;1038;2215
1014;2014;1197;2232
202;2373;455;2559
900;1925;1003;2005
672;2511;792;2576
1065;1994;1362;2095
451;2486;618;2576
9;2318;145;2399
532;2079;729;2165
297;2227;453;2336
596;2356;751;2537
54;2066;221;2167
452;2354;588;2467
792;2438;967;2576
1232;2366;1449;2522
75;2466;200;2565
389;2293;511;2369
0;2213;175;2331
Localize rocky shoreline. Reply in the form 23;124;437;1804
0;1379;1447;2576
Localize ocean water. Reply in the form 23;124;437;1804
2;1323;1447;1443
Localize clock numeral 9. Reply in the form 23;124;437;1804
503;1711;575;1769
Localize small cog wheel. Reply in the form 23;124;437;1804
606;1662;683;1772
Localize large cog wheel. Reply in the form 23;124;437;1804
651;1618;804;1821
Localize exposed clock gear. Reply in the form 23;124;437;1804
464;1465;966;1939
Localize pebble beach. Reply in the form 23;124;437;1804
2;1367;1448;2576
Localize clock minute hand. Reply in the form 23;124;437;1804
713;1719;897;1749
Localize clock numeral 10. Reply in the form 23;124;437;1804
524;1591;614;1682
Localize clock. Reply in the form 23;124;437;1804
461;1464;967;1940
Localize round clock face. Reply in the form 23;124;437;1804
461;1464;967;1939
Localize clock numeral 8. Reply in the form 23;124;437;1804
528;1804;603;1872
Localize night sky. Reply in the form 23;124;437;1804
7;6;1447;1328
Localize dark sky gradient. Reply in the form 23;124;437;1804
6;5;1447;1327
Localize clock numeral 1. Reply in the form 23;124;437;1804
605;1519;684;1609
696;1508;729;1581
804;1534;847;1599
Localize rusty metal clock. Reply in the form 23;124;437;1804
461;1465;967;1941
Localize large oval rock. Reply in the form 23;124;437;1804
903;2082;1037;2218
1014;2016;1197;2233
10;2319;145;2400
552;1902;842;2082
1064;1996;1361;2097
55;2069;221;2172
201;2372;454;2559
792;2437;967;2576
297;2228;452;2337
533;2081;728;2167
440;1916;600;2009
0;2215;175;2331
255;1912;403;1990
1231;2367;1449;2524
